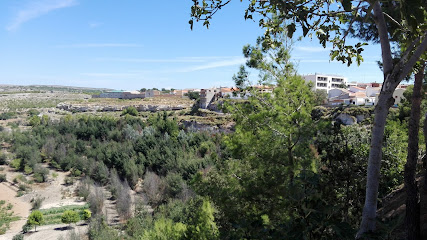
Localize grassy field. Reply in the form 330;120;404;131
39;204;90;225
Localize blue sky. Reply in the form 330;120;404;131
0;0;383;90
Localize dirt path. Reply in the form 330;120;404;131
0;182;31;235
102;188;120;226
0;222;88;240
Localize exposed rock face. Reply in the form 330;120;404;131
335;113;357;125
181;120;233;133
355;114;366;123
57;103;189;113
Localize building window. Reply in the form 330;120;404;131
332;78;343;82
316;83;327;87
317;77;327;81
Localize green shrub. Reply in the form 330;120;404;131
61;210;79;225
18;184;30;192
13;174;26;184
71;168;81;177
33;165;49;183
80;209;91;221
165;173;184;198
27;109;40;117
31;196;45;210
28;116;41;127
12;234;24;240
27;210;44;231
16;191;25;197
10;159;21;169
0;174;6;183
6;122;18;129
121;106;138;116
24;165;33;175
22;223;31;233
0;153;6;165
0;112;16;120
64;176;74;185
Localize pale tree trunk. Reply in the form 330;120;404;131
357;85;396;236
405;63;425;240
357;1;427;238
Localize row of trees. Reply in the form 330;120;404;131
25;209;91;232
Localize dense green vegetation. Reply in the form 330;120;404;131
0;200;19;235
0;97;413;239
7;112;219;188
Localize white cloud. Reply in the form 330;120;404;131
80;73;139;78
89;21;102;28
94;57;203;63
6;0;78;31
55;43;142;48
178;57;245;72
95;56;242;63
94;56;245;73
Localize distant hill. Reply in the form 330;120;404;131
0;84;113;94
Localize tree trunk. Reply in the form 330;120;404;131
405;63;425;240
357;86;396;237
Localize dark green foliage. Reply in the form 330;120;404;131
121;106;138;116
0;112;16;120
88;215;120;240
27;109;40;117
12;234;24;240
33;165;49;183
185;91;200;100
313;89;328;105
165;172;185;199
0;174;5;183
0;153;7;165
6;113;216;194
21;223;31;233
185;198;219;240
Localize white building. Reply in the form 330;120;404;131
303;73;348;93
99;90;144;99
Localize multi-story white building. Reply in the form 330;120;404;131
302;73;348;93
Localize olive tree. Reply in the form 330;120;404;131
27;210;44;232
